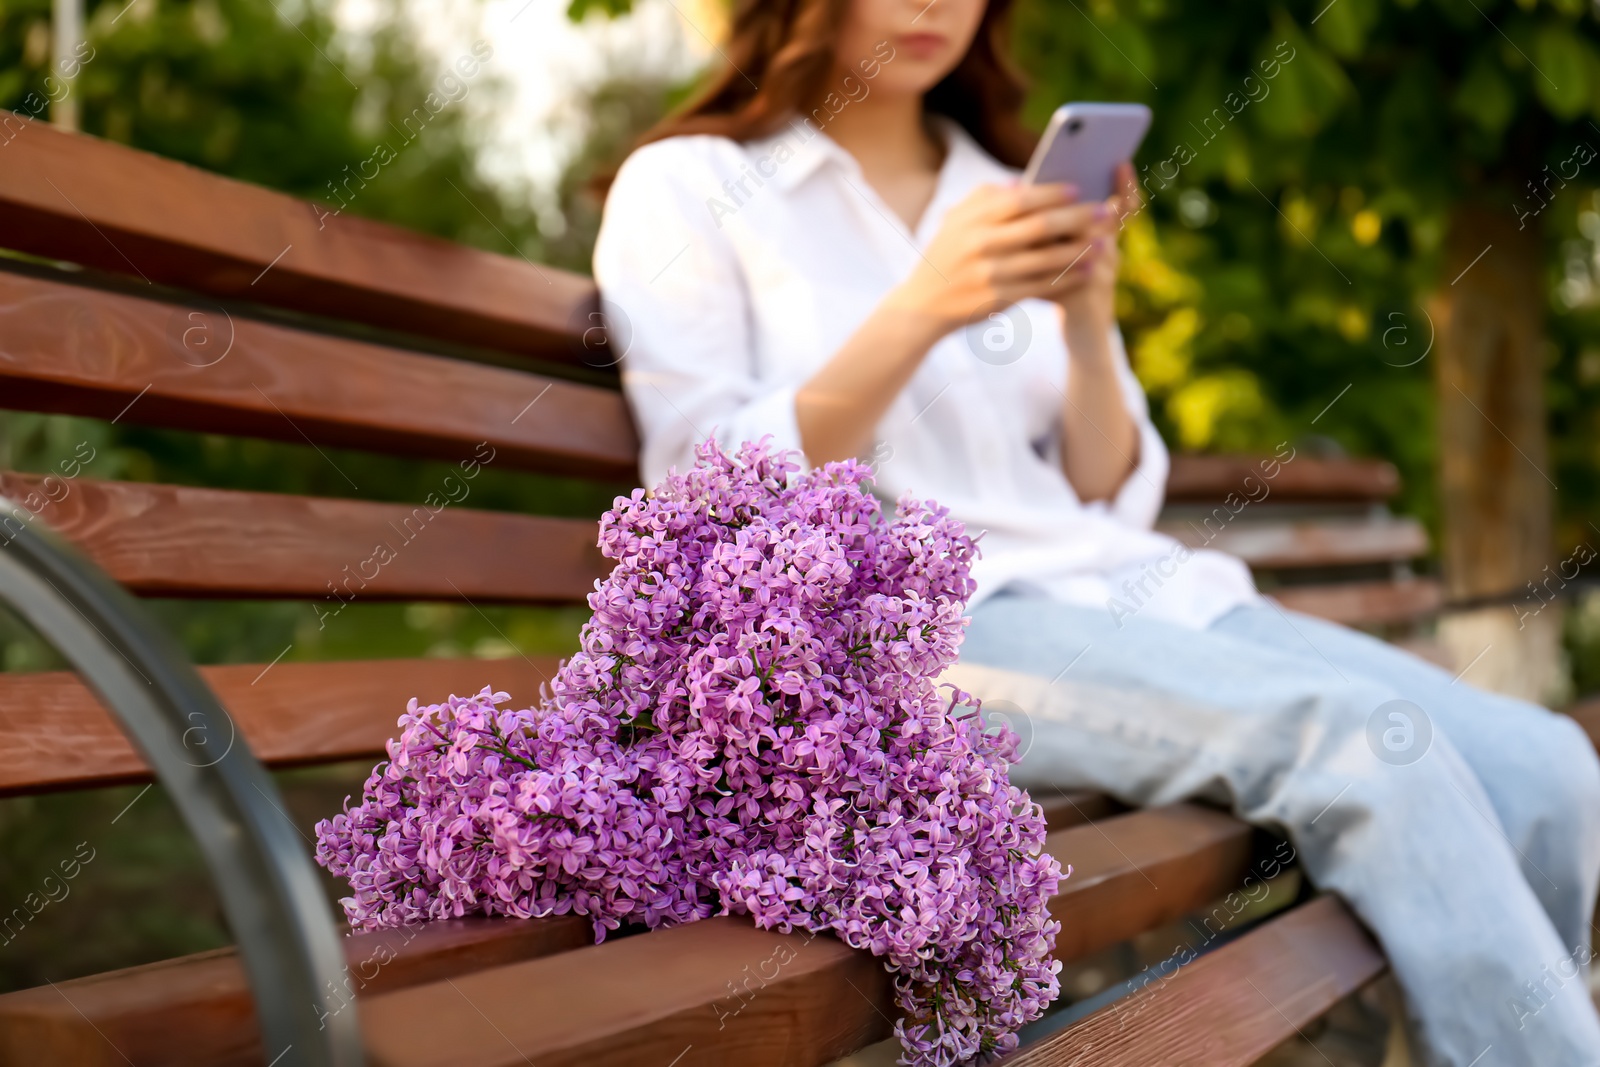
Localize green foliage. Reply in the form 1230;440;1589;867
1532;22;1594;120
1;0;538;247
567;0;633;18
0;758;378;988
540;72;681;271
0;781;228;990
1012;0;1600;540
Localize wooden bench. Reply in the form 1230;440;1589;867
0;117;1387;1066
1161;454;1440;633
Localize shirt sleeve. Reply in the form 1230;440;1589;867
593;139;805;488
1087;326;1169;529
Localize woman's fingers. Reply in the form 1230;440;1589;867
968;181;1078;223
937;178;1127;317
996;270;1094;309
1001;238;1121;303
988;203;1106;252
993;237;1100;282
1113;162;1142;220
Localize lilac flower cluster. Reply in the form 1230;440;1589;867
315;440;1063;1064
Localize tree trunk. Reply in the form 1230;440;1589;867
1430;200;1564;704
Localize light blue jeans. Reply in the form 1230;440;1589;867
962;593;1600;1067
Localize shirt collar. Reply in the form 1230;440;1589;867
934;117;1013;184
745;114;1011;196
744;117;857;193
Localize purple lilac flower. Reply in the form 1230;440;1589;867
315;439;1064;1065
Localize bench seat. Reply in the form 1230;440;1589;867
0;801;1383;1067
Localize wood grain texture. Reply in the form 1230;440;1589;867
1156;517;1428;569
1042;804;1252;961
0;805;1258;1066
0;267;636;479
0;917;591;1067
0;656;560;793
0;472;606;602
355;805;1255;1067
0;117;606;367
1567;697;1600;751
998;896;1385;1067
1165;454;1400;504
1272;579;1444;626
365;916;892;1067
1037;791;1122;833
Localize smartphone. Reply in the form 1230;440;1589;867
1023;103;1152;200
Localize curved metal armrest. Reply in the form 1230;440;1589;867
0;499;362;1067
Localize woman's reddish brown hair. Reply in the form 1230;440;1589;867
636;0;1036;167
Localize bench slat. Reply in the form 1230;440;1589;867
1040;802;1253;961
1156;516;1427;569
0;805;1251;1065
353;805;1253;1067
1272;578;1443;627
0;116;599;367
1164;454;1399;504
1036;791;1121;833
0;656;559;793
999;895;1384;1066
0;267;636;479
0;473;606;602
0;649;1112;803
369;916;884;1067
1567;697;1600;751
0;791;1111;1067
0;917;591;1067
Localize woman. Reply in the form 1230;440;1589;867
593;1;1600;1062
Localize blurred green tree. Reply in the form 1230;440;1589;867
1009;0;1600;593
0;0;537;247
540;71;686;272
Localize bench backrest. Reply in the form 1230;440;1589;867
0;116;640;797
0;116;1437;796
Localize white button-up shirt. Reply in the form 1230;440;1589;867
593;118;1258;629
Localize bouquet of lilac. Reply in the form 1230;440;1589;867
315;439;1063;1064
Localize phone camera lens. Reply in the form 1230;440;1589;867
1065;118;1084;134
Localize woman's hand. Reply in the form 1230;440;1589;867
1055;162;1142;503
796;165;1138;469
1056;163;1140;339
884;181;1113;334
